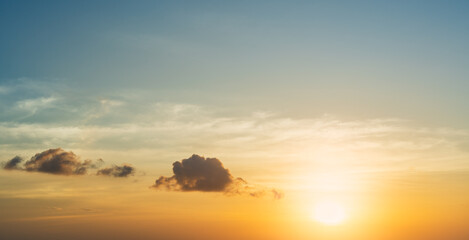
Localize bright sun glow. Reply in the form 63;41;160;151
313;200;347;225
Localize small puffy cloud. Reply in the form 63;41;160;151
1;148;119;177
152;154;283;199
97;164;135;177
154;154;231;192
3;156;24;170
23;148;92;175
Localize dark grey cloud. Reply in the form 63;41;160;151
3;156;24;170
23;148;93;175
152;154;283;199
1;148;135;178
97;164;135;177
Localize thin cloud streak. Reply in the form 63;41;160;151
2;214;104;222
1;93;469;174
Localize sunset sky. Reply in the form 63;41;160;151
1;1;469;239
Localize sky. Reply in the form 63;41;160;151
1;1;469;239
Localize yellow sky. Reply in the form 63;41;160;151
2;113;469;239
1;143;469;239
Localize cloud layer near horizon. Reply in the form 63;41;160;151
153;154;283;199
1;79;468;175
2;148;134;177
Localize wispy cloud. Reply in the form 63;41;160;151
1;111;468;174
5;214;103;222
1;80;468;175
0;86;10;94
16;97;57;114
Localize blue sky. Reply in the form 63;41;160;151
2;1;469;127
0;0;468;177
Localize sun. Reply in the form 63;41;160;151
313;200;347;225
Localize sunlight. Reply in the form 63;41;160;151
313;200;347;225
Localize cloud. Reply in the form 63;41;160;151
2;148;137;178
3;156;24;170
97;164;135;177
16;96;57;114
0;86;10;94
2;148;111;176
152;154;283;199
23;148;93;175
